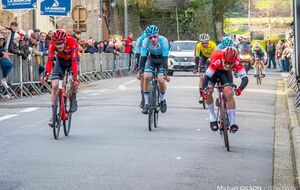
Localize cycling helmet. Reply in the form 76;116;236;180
145;25;159;36
223;47;238;64
52;29;67;42
199;33;210;42
221;37;233;47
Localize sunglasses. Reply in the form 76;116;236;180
148;34;159;40
201;42;208;45
223;60;234;68
54;41;65;46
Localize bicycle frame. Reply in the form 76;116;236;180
58;71;72;121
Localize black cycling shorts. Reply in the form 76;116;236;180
51;57;72;80
144;56;166;76
208;70;233;86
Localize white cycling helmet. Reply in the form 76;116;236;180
199;33;210;42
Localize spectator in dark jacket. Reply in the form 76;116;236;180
46;30;52;41
85;37;98;54
8;33;27;60
6;22;18;51
266;40;276;69
103;40;108;52
97;41;105;53
105;41;115;53
72;30;81;42
0;33;12;88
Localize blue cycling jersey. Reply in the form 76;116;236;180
135;32;147;54
141;35;169;57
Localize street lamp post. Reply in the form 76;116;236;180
124;0;128;38
99;0;103;41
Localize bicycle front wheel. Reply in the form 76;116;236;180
154;83;159;128
63;95;72;136
53;91;62;139
221;101;230;151
148;83;155;131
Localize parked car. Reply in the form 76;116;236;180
168;40;197;76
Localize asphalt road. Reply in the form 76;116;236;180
0;70;283;190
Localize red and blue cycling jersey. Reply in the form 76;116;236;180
46;36;79;77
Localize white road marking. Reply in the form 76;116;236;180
176;157;181;160
196;129;201;132
0;114;19;122
89;93;100;96
20;107;40;113
118;84;126;91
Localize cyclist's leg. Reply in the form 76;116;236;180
261;60;266;76
157;64;167;113
49;61;64;126
205;75;217;131
254;60;258;76
139;74;145;108
142;59;154;113
221;71;238;131
198;56;208;102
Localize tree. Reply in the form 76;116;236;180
212;0;240;41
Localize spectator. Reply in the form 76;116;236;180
266;40;276;69
85;37;98;54
0;33;12;88
29;34;44;74
282;41;293;72
39;32;49;56
72;30;81;42
6;22;18;50
97;41;105;53
124;33;133;70
103;40;108;52
33;29;41;40
114;42;121;56
276;40;285;71
8;33;27;60
105;41;115;53
46;30;52;41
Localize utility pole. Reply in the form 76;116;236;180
176;6;180;40
124;0;128;38
99;0;103;41
248;0;251;32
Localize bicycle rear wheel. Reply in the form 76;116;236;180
53;91;62;139
63;94;72;136
221;101;230;151
148;83;155;131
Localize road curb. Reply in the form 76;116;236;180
285;79;300;187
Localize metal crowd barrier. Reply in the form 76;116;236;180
285;53;300;107
0;53;132;101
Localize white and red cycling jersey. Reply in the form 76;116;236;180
206;50;247;79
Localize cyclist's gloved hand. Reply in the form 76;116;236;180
192;66;198;74
40;72;49;84
236;87;243;96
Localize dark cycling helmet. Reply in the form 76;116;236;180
221;37;233;47
199;33;210;42
52;29;67;42
223;47;238;63
145;25;159;36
